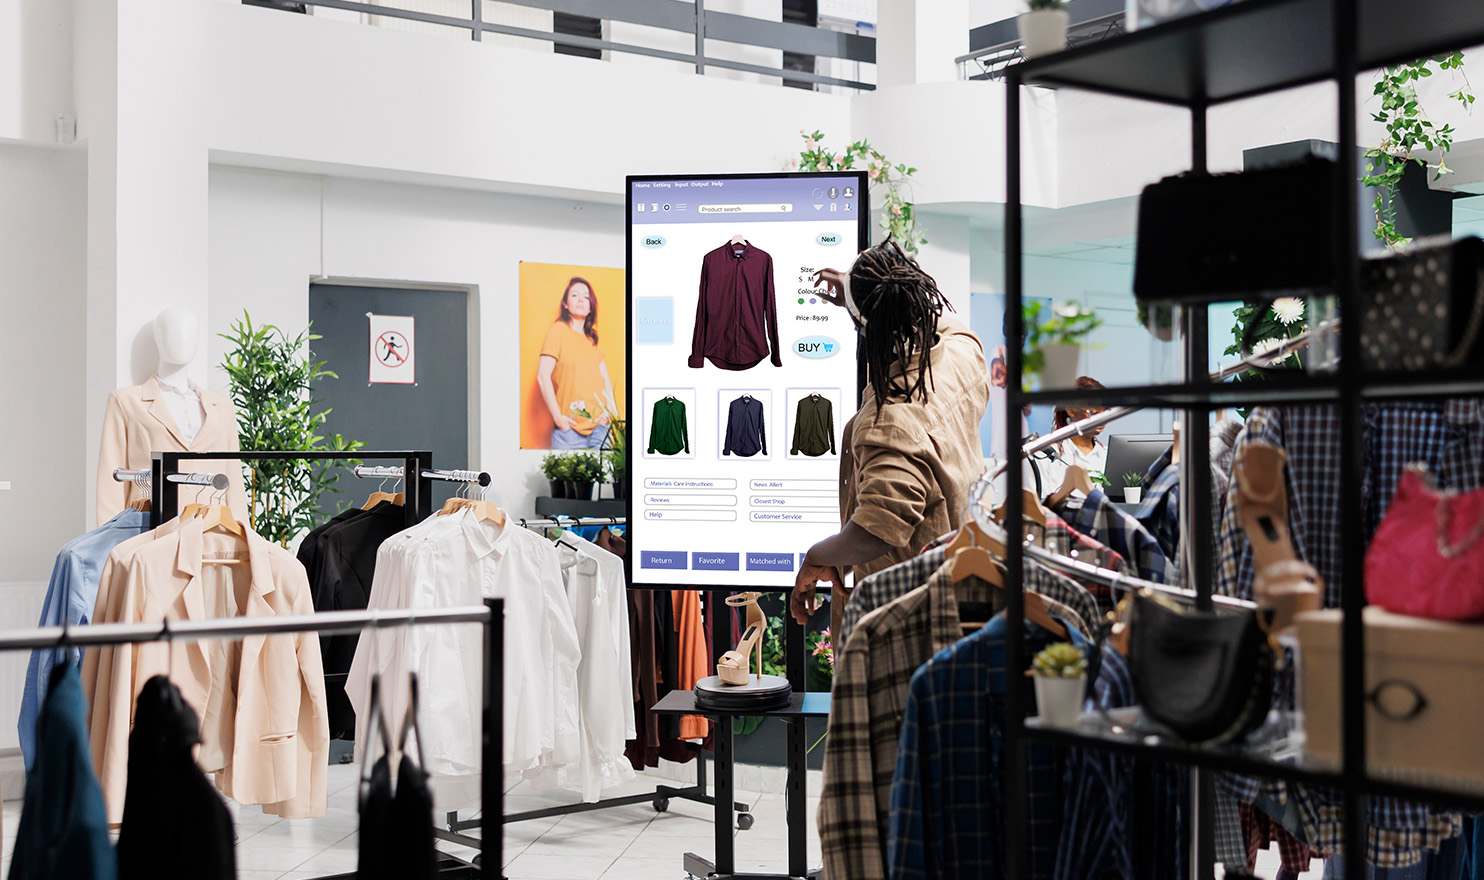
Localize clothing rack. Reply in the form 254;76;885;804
149;449;509;857
14;600;502;880
991;322;1331;479
460;512;745;834
113;467;228;490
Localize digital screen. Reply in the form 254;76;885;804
626;173;868;587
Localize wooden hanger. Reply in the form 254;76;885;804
198;505;246;564
993;489;1049;528
945;519;1007;560
129;496;153;512
1171;420;1182;465
1023;592;1069;639
362;490;394;510
1045;465;1094;510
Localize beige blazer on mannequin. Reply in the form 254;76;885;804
95;377;249;526
90;518;329;822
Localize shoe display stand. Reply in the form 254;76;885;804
653;689;830;880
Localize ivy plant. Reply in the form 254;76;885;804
794;130;924;252
219;312;363;547
1363;53;1473;248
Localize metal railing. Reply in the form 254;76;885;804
957;0;1125;81
290;0;875;91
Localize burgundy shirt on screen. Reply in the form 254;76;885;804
688;240;782;370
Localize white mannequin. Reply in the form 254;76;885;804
96;308;247;525
152;308;200;388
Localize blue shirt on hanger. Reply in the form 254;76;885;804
19;509;149;769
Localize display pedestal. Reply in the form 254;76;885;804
653;690;831;880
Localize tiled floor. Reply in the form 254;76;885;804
0;762;822;880
0;762;1324;879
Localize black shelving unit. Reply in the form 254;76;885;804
1000;4;1484;879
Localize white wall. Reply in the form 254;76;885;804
0;0;73;143
208;166;627;517
0;144;89;583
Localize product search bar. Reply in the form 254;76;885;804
697;203;793;215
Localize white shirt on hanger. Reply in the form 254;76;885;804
347;508;582;810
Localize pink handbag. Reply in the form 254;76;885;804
1366;465;1484;620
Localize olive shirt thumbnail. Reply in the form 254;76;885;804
791;394;837;457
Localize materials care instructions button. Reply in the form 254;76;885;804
640;550;688;570
746;552;795;572
645;478;739;490
692;552;740;571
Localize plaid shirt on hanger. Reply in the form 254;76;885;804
1055;490;1178;588
838;537;1106;652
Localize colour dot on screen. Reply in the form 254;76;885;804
809;298;818;305
798;297;805;304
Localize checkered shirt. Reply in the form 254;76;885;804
1057;489;1178;587
818;563;993;880
1135;447;1183;560
888;613;1090;880
838;544;1103;654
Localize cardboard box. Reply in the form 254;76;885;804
1297;607;1484;787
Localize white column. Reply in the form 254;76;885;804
875;0;969;87
76;0;211;515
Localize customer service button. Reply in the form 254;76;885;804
640;550;688;570
746;552;795;572
693;552;740;571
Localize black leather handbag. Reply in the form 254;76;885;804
1134;158;1337;302
1129;593;1276;743
1360;235;1484;372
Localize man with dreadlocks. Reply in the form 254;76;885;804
788;240;991;643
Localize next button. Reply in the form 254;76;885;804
746;552;796;572
641;550;688;570
693;552;740;571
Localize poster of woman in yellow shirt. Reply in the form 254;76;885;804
520;264;626;449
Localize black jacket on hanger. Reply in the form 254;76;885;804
117;675;235;880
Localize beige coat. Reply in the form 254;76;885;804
89;518;329;823
95;378;249;526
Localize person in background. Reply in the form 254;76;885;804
1039;376;1108;490
788;241;991;640
536;277;618;450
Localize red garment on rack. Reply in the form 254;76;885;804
1239;802;1316;874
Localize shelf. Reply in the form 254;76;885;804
1357;369;1484;401
1009;0;1484;108
1018;377;1341;409
1023;718;1484;813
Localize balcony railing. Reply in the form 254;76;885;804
275;0;876;91
957;0;1125;81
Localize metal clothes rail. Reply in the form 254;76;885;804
12;602;502;879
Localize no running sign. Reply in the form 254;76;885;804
368;314;415;384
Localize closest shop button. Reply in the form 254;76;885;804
640;550;687;570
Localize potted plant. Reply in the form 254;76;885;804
1018;0;1069;60
1122;472;1145;504
1024;301;1102;390
1031;642;1087;728
607;445;628;500
1088;470;1111;489
541;453;569;499
568;453;602;502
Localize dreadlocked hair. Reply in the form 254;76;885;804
851;240;953;417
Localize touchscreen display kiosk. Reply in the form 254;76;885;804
627;172;869;588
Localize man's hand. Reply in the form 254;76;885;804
791;561;843;625
811;268;848;309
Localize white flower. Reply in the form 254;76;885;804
1054;302;1088;319
804;138;816;151
1270;297;1305;325
1250;337;1292;365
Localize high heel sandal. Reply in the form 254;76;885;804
717;592;765;686
1235;442;1322;631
